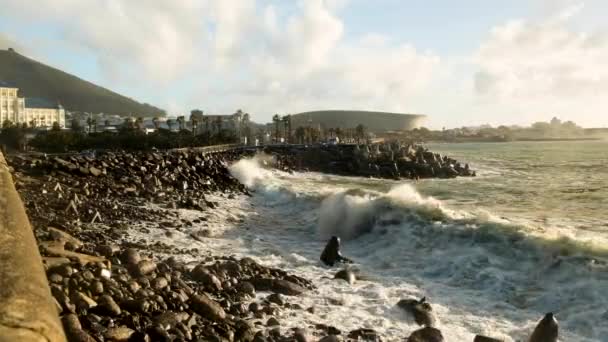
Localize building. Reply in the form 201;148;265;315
0;81;66;128
290;110;426;133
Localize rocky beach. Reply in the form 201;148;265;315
5;144;563;342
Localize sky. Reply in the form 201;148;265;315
0;0;607;128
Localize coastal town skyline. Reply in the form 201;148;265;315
1;0;607;129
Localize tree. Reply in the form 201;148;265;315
190;109;204;122
167;119;175;131
123;117;134;130
191;118;199;136
335;127;343;141
152;117;160;130
2;120;13;129
71;118;83;133
355;124;366;144
104;119;111;130
86;116;93;134
214;116;223;134
52;121;61;131
176;116;186;131
272;114;281;142
91;118;98;133
135;117;144;130
282;114;292;143
203;116;210;134
295;126;305;144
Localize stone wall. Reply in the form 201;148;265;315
0;151;66;341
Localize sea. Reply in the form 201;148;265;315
137;140;608;341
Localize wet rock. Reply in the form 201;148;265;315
319;335;342;342
90;280;104;295
266;293;285;306
131;260;157;277
151;276;169;290
73;292;98;311
267;317;280;327
62;314;96;342
407;327;444;342
122;248;141;265
348;328;380;341
293;328;309;342
334;269;356;285
98;295;121;316
190;293;226;321
96;244;119;257
234;319;257;342
251;278;306;296
191;265;223;291
105;326;135;341
397;297;436;327
474;336;504;342
237;281;256;297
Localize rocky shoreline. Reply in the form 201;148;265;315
6;148;551;342
257;143;476;180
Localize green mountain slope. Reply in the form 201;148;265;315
0;49;165;116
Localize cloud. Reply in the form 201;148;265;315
472;6;608;126
1;0;440;121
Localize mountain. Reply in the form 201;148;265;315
0;49;165;116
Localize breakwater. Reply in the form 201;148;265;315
257;143;476;179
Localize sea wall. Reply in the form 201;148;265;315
0;151;66;342
255;143;476;179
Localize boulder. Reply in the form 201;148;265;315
189;293;226;321
251;278;306;296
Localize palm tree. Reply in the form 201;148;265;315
335;127;343;140
104;119;110;130
177;116;185;131
282;114;292;143
214;116;223;134
191;118;199;136
242;113;251;144
135;117;144;131
86;117;93;134
295;126;305;144
152;116;160;130
272;114;281;142
29;120;36;129
92;118;98;133
203;116;210;133
167;119;175;131
356;124;366;144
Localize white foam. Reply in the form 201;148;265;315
126;157;605;342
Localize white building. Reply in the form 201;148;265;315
0;81;65;128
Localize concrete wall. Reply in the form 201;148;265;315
0;152;66;341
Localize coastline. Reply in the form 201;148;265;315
5;147;559;342
6;149;391;341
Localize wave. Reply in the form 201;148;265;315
317;183;608;263
229;155;608;262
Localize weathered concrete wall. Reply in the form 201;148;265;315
0;152;66;342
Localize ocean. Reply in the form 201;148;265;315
138;140;608;341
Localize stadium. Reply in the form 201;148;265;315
290;110;426;133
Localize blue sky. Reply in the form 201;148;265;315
1;0;607;128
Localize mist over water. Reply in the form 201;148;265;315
220;141;608;341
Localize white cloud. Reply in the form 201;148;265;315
472;6;608;126
2;0;440;121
